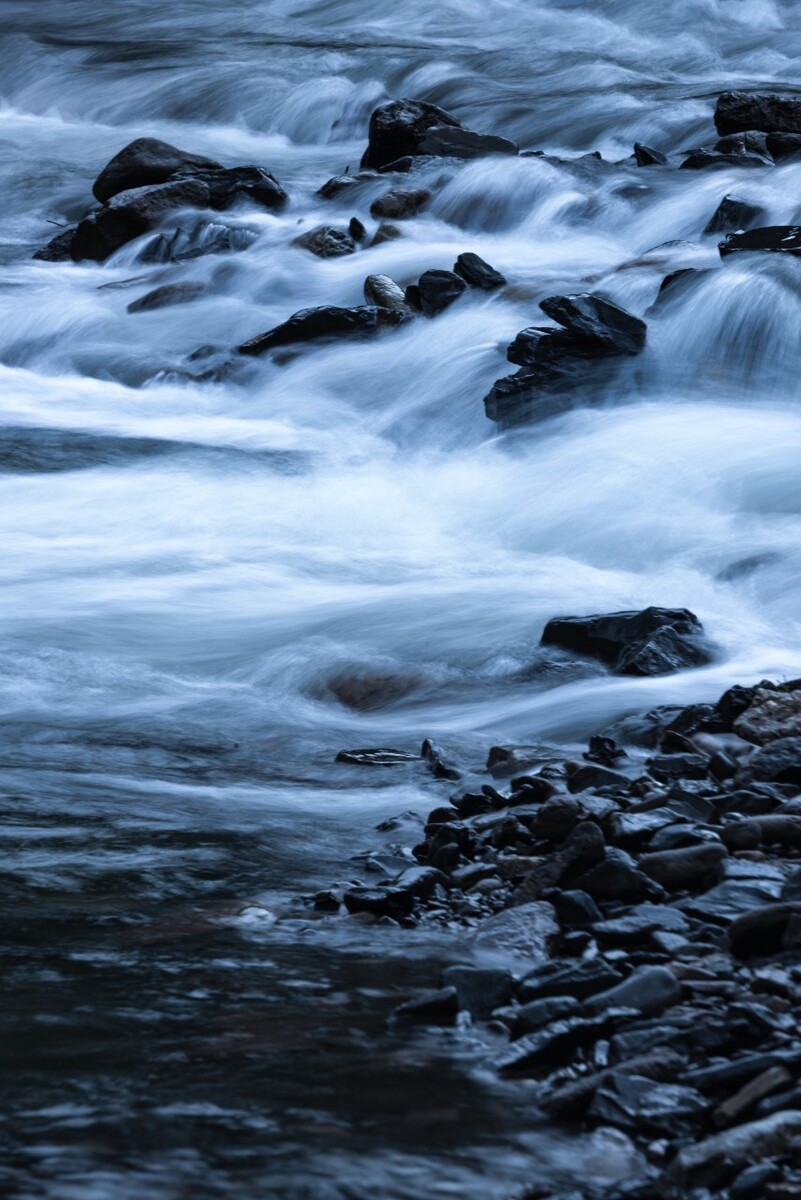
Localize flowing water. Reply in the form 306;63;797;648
3;1;801;1196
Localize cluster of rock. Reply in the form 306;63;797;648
316;669;801;1199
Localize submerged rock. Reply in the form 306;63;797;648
33;226;78;261
92;137;223;203
71;179;211;262
540;606;714;676
361;98;464;170
369;187;430;219
127;281;205;313
715;91;801;137
237;304;408;356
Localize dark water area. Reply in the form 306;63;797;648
3;1;801;1196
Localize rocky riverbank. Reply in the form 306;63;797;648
312;661;801;1200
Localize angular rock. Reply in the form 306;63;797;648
715;1066;793;1127
519;957;623;1003
416;269;467;317
671;1111;801;1186
317;171;379;200
514;821;605;902
715;91;801;137
417;126;518;158
729;902;801;957
453;252;506;290
174;165;287;213
638;842;727;892
72;179;211;262
370;187;430;219
473;900;559;961
293;225;357;258
440;966;514;1017
237;304;407;356
363;273;408;311
392;986;459;1024
361;98;464;170
720;226;801;257
735;689;801;745
539;293;646;356
127;281;205;313
743;735;801;786
633;143;667;166
682;878;785;925
582;966;682;1018
589;1072;708;1137
513;994;581;1034
714;130;771;156
592;904;690;945
92;137;222;203
33;226;77;261
571;847;659;902
681;149;771;170
766;131;801;160
421;738;461;781
370;222;403;246
540;606;713;676
703;195;766;235
495;1009;635;1076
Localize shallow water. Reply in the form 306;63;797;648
2;1;801;1196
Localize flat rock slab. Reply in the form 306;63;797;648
473;900;559;962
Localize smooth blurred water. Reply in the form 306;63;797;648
2;1;801;1197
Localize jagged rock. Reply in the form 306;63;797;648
704;195;766;235
363;273;408;310
127;282;205;313
633;143;667;166
670;1110;801;1186
514;822;605;902
174;165;287;212
715;91;801;137
421;738;461;781
588;1072;708;1137
766;131;801;160
735;688;801;744
539;293;646;355
541;1048;687;1117
715;1065;793;1127
71;179;211;262
370;187;430;219
513;994;581;1033
293;225;357;257
417;126;518;158
416;269;467;316
540;607;713;676
582;966;682;1018
361;98;464;170
495;1009;636;1076
453;252;506;290
714;130;771;156
720;226;801;257
592;904;690;945
682;878;785;925
638;842;727;891
237;304;407;356
33;226;77;261
571;847;659;902
92;137;222;203
140;218;258;263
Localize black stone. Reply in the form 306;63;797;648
681;149;771;170
518;957;623;1003
175;165;287;213
370;187;430;219
704;194;766;235
720;226;801;257
72;179;211;262
540;606;713;676
440;966;513;1017
417;269;467;316
453;252;507;290
633;143;667;166
539;293;647;356
361;98;464;170
715;91;801;137
335;747;419;766
392;986;459;1024
417;126;518;158
33;226;77;261
127;282;205;313
92;137;223;203
238;305;407;356
293;225;358;258
766;132;801;160
588;1072;708;1137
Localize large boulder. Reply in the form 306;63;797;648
719;225;801;257
92;137;223;203
361;98;464;170
71;179;211;262
237;304;407;356
714;91;801;137
539;607;714;676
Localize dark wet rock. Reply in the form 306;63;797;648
348;217;366;243
530;795;581;841
238;304;407;356
421;738;462;781
633;143;667;166
453;251;506;290
370;187;431;219
72;179;211;262
539;293;647;356
638;842;727;891
513;994;581;1034
416;269;467;316
686;1050;801;1094
370;221;403;246
735;688;801;745
566;762;630;794
335;747;420;766
473;901;559;961
652;266;713;309
514;822;605;902
518;958;623;1003
670;1110;801;1187
720;226;801;257
715;130;771;156
495;1009;636;1076
417;126;518;158
441;966;513;1017
506;326;609;369
722;814;801;850
140;218;258;264
363;273;408;311
681;149;772;169
571;847;661;902
541;1047;687;1119
682;878;784;925
704;194;766;235
392;986;459;1024
731;1163;785;1200
588;1072;708;1137
584;735;627;767
766;131;801;160
344;865;448;920
715;91;801;137
33;225;78;261
174;165;287;213
486;744;561;778
582;966;682;1018
592;904;690;946
127;281;205;313
293;225;358;258
92;137;222;204
540;606;713;677
729;902;801;957
715;1065;793;1127
361;98;464;170
741;736;801;786
483;357;620;426
317;170;380;199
